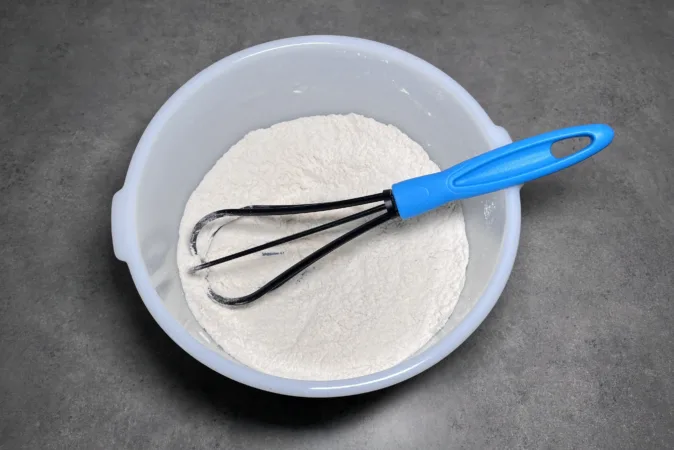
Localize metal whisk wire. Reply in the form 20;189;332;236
189;190;398;306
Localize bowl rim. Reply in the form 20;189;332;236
111;35;521;397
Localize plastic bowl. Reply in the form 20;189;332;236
111;36;520;397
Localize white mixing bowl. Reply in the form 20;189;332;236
111;36;520;397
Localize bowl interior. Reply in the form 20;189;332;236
133;39;508;369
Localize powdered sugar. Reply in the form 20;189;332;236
177;114;469;380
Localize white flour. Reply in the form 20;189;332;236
177;114;469;380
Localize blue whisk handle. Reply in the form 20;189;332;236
392;124;614;219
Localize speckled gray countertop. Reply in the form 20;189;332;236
1;0;673;448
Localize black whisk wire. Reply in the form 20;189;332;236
189;190;398;306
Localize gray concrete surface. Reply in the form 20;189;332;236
1;0;673;448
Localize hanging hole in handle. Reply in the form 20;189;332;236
551;136;591;159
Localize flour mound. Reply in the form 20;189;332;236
177;114;468;380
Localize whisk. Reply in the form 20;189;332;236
190;124;614;306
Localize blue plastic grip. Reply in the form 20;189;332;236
391;124;614;219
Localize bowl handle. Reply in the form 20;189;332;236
111;188;132;262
